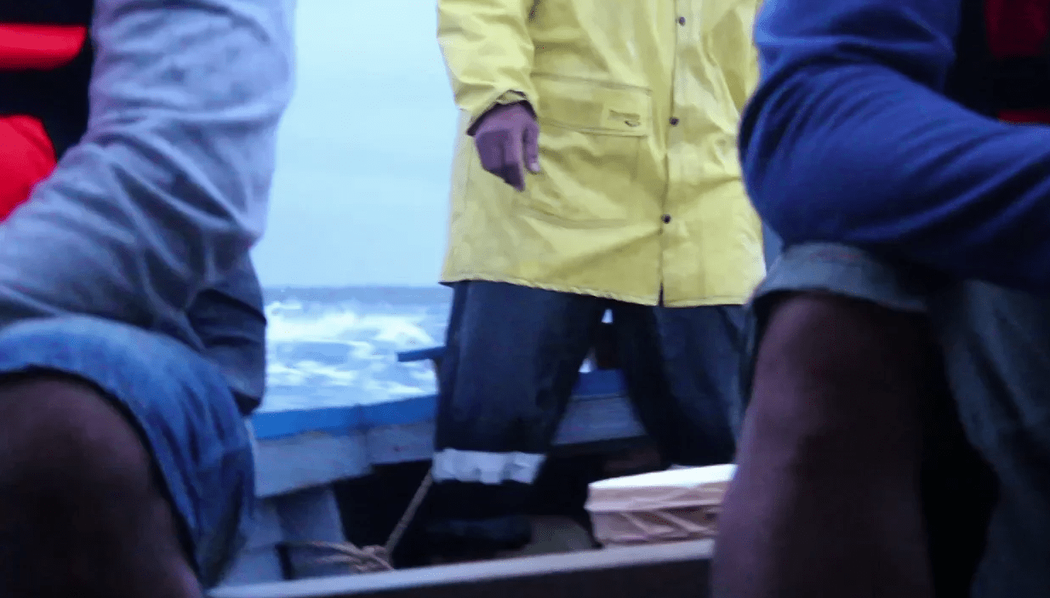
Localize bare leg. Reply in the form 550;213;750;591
0;375;201;598
712;293;934;598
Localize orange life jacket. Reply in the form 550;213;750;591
0;3;92;220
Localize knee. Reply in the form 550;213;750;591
758;292;930;387
0;374;153;500
745;292;932;461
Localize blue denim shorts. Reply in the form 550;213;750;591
0;315;255;588
745;242;1050;598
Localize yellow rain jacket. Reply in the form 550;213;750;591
437;0;765;307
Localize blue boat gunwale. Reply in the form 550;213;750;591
252;346;629;441
395;346;446;363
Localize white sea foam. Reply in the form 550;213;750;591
259;287;450;411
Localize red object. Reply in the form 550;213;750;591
985;0;1050;58
999;108;1050;123
0;21;86;219
0;23;87;70
0;115;57;220
984;0;1050;124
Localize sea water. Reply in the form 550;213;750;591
261;286;452;412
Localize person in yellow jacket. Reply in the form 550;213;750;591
426;0;768;559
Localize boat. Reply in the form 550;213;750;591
212;540;715;598
209;323;729;597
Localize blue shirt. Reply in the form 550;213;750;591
742;0;1050;291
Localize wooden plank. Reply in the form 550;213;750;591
255;433;371;498
210;541;713;598
365;422;434;466
250;363;641;497
252;370;630;442
396;347;445;363
253;380;644;496
253;407;364;442
363;391;646;467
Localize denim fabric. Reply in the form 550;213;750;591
0;315;254;588
427;280;744;552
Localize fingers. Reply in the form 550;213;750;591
475;128;527;191
472;104;540;191
474;130;505;174
503;126;527;191
523;121;540;174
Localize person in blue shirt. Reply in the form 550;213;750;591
711;1;1050;597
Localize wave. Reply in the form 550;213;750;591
260;287;450;411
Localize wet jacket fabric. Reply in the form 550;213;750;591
437;0;766;307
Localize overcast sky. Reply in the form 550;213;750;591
251;0;458;287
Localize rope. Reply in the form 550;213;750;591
384;471;433;556
282;540;393;574
284;470;434;576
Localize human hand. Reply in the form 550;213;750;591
471;102;540;191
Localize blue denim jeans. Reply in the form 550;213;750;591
427;280;745;553
0;315;254;588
